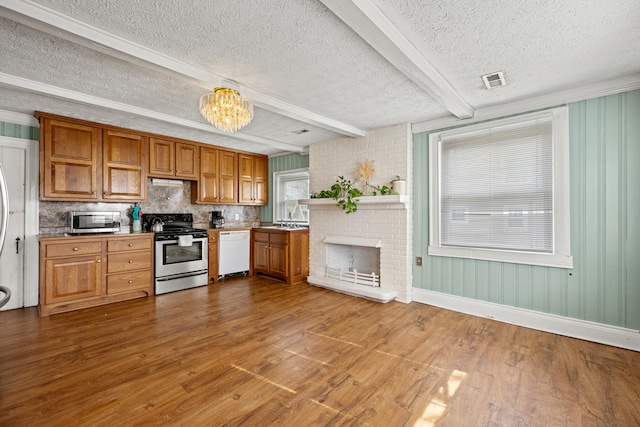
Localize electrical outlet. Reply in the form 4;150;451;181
416;256;423;266
234;213;240;220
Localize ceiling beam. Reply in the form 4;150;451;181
0;0;366;138
320;0;475;119
0;72;305;153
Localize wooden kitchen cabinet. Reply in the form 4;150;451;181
102;129;147;201
40;116;100;200
192;147;238;204
149;137;199;180
106;235;153;296
252;228;309;284
238;153;268;205
39;233;154;316
208;229;219;283
38;113;147;202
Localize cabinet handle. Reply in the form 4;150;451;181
128;280;133;284
73;247;78;251
96;259;101;263
104;191;109;195
129;260;134;263
91;191;96;195
128;243;133;247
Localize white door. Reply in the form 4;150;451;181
0;146;26;310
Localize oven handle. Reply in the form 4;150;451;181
156;269;209;282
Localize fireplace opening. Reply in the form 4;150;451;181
326;243;380;287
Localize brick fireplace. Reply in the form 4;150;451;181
306;124;413;303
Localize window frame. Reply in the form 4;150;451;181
272;167;310;225
428;107;573;269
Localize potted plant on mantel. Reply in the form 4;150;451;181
317;160;399;214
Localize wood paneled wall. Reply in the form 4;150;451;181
413;90;640;330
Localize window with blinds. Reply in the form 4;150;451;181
428;107;573;268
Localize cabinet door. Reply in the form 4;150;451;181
175;142;198;179
269;244;288;277
44;256;102;304
238;154;254;204
149;137;175;177
103;129;146;201
218;150;238;204
41;118;99;200
198;146;219;203
253;240;270;272
253;155;268;205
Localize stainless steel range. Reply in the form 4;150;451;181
143;213;208;295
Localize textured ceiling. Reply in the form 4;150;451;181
0;0;638;155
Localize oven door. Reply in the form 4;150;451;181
155;237;208;278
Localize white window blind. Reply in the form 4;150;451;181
439;116;553;253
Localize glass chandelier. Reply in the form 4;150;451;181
199;87;254;133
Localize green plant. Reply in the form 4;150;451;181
318;176;362;214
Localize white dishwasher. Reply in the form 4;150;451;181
218;230;250;277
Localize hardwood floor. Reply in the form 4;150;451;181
1;276;639;426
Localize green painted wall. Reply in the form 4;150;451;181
0;122;39;140
260;153;309;223
413;90;640;329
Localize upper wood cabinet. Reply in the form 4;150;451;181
40;117;100;200
192;147;238;204
238;153;268;205
102;129;146;201
38;113;147;202
148;137;198;180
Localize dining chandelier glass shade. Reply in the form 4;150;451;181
199;87;254;133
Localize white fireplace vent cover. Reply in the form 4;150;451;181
323;235;382;248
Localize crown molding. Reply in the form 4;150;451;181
412;73;640;134
0;109;38;127
0;72;305;153
1;0;365;138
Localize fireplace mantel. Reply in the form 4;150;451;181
299;195;409;208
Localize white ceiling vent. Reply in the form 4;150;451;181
482;71;506;89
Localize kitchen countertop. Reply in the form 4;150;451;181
38;230;155;240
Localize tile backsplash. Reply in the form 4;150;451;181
39;179;260;234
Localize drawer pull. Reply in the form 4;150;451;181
128;280;133;284
73;247;78;251
128;243;133;247
129;260;134;263
96;259;101;263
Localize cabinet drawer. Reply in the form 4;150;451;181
107;237;152;252
253;231;269;243
269;233;287;245
107;251;151;273
107;270;152;295
208;231;218;243
45;240;103;257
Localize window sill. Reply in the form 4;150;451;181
428;245;573;269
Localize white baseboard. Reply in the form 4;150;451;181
412;288;640;352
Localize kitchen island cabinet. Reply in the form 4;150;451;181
251;228;308;285
39;233;154;316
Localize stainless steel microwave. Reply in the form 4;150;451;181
69;211;121;234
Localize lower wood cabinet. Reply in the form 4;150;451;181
39;233;154;316
252;228;309;285
208;229;218;283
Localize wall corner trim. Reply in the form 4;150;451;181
412;288;640;352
